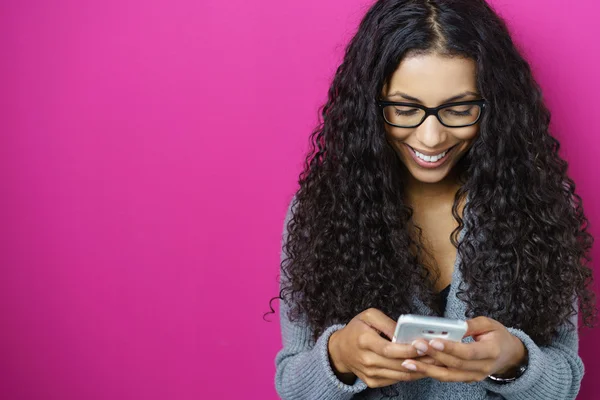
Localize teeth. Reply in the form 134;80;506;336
415;149;447;162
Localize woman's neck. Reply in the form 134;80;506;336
402;169;461;208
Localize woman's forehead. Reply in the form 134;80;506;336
383;53;478;105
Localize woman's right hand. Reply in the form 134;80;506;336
328;308;438;388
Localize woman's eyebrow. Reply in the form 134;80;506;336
387;90;479;104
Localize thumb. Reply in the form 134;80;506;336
465;316;497;338
359;308;397;340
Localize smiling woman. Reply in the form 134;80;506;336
268;0;596;399
381;55;482;183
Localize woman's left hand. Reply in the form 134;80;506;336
401;316;527;383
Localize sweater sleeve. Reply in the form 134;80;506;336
275;301;369;399
479;309;584;400
274;195;369;400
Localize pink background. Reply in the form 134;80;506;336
1;0;598;398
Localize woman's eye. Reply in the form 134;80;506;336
445;107;473;116
394;108;419;116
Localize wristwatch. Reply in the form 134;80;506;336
487;349;529;383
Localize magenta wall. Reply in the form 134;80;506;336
1;0;598;399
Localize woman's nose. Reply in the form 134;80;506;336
415;114;447;149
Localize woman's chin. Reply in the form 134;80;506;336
401;162;456;184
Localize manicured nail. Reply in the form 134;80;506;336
429;340;444;351
416;350;425;356
411;340;428;353
402;360;417;371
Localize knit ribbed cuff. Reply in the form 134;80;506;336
479;327;583;400
315;324;369;398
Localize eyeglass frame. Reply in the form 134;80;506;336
377;99;487;128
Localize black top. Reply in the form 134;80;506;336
438;284;451;312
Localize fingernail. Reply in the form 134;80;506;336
429;340;444;351
416;350;425;356
411;340;428;353
402;361;417;371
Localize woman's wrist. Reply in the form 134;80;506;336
488;336;529;382
328;330;357;384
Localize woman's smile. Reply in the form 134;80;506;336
404;143;460;169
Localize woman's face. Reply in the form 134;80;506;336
381;53;481;184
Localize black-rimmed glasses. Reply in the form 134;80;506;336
377;99;487;128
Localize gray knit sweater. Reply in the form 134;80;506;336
274;196;584;399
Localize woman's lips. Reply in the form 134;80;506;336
404;143;458;169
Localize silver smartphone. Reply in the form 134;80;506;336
392;314;468;344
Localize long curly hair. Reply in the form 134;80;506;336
271;0;596;345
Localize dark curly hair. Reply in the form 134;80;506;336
270;0;596;346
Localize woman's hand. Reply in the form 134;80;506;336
328;308;440;388
400;316;527;383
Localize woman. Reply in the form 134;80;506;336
271;0;596;399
